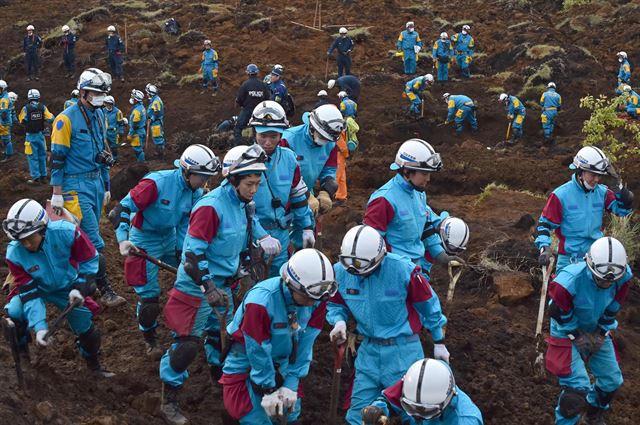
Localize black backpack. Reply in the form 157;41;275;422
282;93;295;118
164;18;181;35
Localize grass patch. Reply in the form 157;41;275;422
494;71;514;82
563;0;590;9
554;17;571;30
128;58;154;66
452;20;473;28
347;26;372;42
140;9;165;19
433;18;451;29
508;21;532;30
487;86;506;95
131;28;155;39
113;0;148;9
518;63;552;100
401;4;431;14
178;73;201;87
526;45;565;60
158;70;177;84
474;182;509;206
607;214;640;262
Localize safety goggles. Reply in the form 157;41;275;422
398;152;443;172
339;253;384;275
578;157;610;175
251;106;288;127
590;262;625;283
400;388;456;420
242;144;268;163
80;72;112;93
286;276;338;301
185;157;221;176
2;218;46;240
311;111;344;141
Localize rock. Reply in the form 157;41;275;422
493;271;534;306
514;213;535;230
131;391;161;415
103;319;118;332
36;401;55;421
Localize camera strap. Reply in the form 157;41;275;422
78;103;112;155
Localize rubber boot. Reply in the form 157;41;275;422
210;365;223;386
584;405;607;425
143;330;163;360
86;356;116;378
96;254;126;308
161;383;189;425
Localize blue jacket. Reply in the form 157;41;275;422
328;36;354;56
327;253;446;342
625;89;640;112
335;75;361;100
128;103;146;137
64;98;78;110
540;88;562;111
282;112;337;191
451;32;474;56
548;262;633;338
432;39;453;62
5;220;99;332
50;102;110;187
116;168;204;250
405;76;430;95
270;79;288;105
201;48;219;69
223;277;326;391
147;95;165;126
105;106;125;136
339;97;357;118
535;174;632;257
23;34;42;55
59;33;77;53
253;146;313;231
397;30;422;53
507;95;526;117
446;95;475;122
420;207;447;275
618;59;631;84
0;92;13;130
106;35;124;54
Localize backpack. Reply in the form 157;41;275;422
282;93;295;118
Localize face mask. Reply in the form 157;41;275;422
313;131;331;146
462;30;468;35
408;28;414;32
90;93;106;107
618;58;623;63
129;98;135;105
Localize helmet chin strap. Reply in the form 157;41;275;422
576;171;595;191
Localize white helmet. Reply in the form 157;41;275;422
622;84;632;93
424;74;434;83
439;217;469;254
337;91;347;99
548;82;556;89
309;104;345;144
585;237;627;285
107;25;116;32
339;225;387;275
71;89;79;97
339;27;348;34
130;89;144;103
462;24;471;31
145;83;158;96
177;144;221;176
406;21;415;29
204;39;212;46
499;93;509;103
401;359;456;420
27;89;40;101
26;25;35;31
282;248;338;301
392;139;442;172
8;92;17;102
222;144;267;177
327;79;336;89
2;199;48;240
440;32;448;40
571;146;610;175
317;90;328;97
104;95;115;104
442;92;450;101
77;68;112;92
249;100;289;130
0;80;7;91
62;25;70;32
617;51;627;59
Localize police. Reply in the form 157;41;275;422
615;51;631;95
432;32;453;82
23;25;42;81
0;81;14;161
2;199;114;377
200;40;219;95
234;64;270;146
540;82;562;144
443;93;478;135
338;91;357;118
50;67;125;308
621;84;640;119
269;65;289;110
105;25;125;82
315;90;330;109
499;93;526;145
451;25;475;79
64;89;80;110
221;249;336;424
328;74;361;103
103;96;126;163
328;225;449;425
146;83;165;158
19;89;54;184
114;145;219;359
128;89;147;162
59;25;77;78
397;21;423;75
404;74;434;118
328;27;355;77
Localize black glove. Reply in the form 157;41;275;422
618;186;634;209
589;330;607;353
435;252;465;265
538;246;552;266
202;280;228;308
73;275;97;297
570;331;591;354
361;406;385;425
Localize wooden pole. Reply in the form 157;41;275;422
290;21;324;32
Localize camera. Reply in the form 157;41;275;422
95;150;116;167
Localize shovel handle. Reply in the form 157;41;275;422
446;262;464;304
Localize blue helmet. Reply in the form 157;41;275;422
246;64;259;75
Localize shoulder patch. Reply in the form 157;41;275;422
56;119;64;130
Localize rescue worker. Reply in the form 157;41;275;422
200;39;219;95
159;144;281;425
281;104;344;247
3;91;18;161
621;84;639;119
315;90;330;108
328;27;355;77
23;25;42;81
105;25;125;82
615;51;631;95
269;65;289;109
113;144;219;359
328;225;449;425
422;215;469;278
2;198;114;376
220;249;336;424
19;89;54;184
540;82;562;143
546;237;632;425
51;67;125;308
404;74;434;118
235;64;270;146
535;146;633;272
499;93;526;144
443;93;478;135
128;89;147;162
451;25;474;79
338;91;357;118
64;89;80;110
249;101;315;276
146;83;165;158
362;358;483;425
396;21;423;75
0;81;14;161
216;116;237;133
103;96;126;162
432;32;453;82
59;25;77;77
363;139;461;272
328;74;361;103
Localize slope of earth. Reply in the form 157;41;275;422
0;0;639;424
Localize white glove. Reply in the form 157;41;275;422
414;45;422;54
68;288;85;305
261;391;285;417
119;240;137;256
103;191;111;207
278;387;297;410
123;118;129;126
330;320;347;344
36;329;50;347
259;235;282;256
434;343;450;363
302;229;316;248
51;194;64;210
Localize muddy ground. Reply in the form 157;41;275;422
0;0;640;424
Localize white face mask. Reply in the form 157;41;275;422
408;28;414;32
312;130;331;146
129;98;135;105
618;58;623;63
462;30;468;35
89;93;106;107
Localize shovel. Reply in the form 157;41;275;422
445;260;464;305
329;341;347;424
43;297;84;342
131;250;178;274
533;256;555;376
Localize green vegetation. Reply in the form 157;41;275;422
607;215;640;263
517;63;552;101
474;183;509;206
563;0;591;9
178;73;201;87
526;45;565;60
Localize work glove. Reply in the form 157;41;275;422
590;331;607;353
435;252;465;266
103;191;111;207
538;246;552;267
570;331;592;355
258;235;282;256
308;193;320;216
260;391;285;417
330;320;347;344
68;288;84;305
414;45;421;54
118;240;137;256
507;114;514;120
433;343;450;363
317;190;333;214
302;229;316;248
202;280;228;308
51;194;64;213
278;387;297;410
36;329;50;347
617;185;634;209
361;406;385;425
122;118;128;126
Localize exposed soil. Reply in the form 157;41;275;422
1;0;640;424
